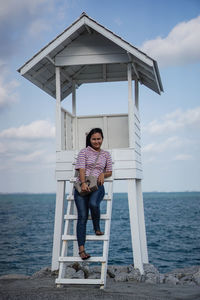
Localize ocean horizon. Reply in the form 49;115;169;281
0;192;199;276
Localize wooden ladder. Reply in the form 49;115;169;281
55;176;113;289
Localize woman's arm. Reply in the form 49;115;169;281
79;168;90;192
98;171;112;186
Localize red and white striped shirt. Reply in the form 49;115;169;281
75;146;112;181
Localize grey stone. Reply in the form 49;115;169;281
166;265;200;279
79;264;90;278
164;274;179;285
179;274;193;283
114;272;128;282
31;267;51;279
0;274;30;280
193;270;200;285
145;273;160;284
72;269;85;279
143;263;160;275
87;273;100;279
89;265;101;274
143;263;160;284
159;274;165;284
107;265;118;278
71;262;81;271
127;264;135;273
107;265;128;278
127;268;142;282
179;279;196;286
164;265;200;286
65;267;76;278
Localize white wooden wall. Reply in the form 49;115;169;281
56;148;142;181
60;107;141;151
55;32;128;66
57;105;142;180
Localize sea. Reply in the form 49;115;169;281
0;192;199;276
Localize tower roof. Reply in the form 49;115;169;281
18;12;163;100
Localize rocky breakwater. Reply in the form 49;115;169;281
15;263;199;286
1;264;200;286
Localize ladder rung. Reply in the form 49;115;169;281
67;195;111;201
62;234;109;241
56;278;102;285
64;214;109;220
59;256;106;262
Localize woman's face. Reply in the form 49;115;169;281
90;132;103;151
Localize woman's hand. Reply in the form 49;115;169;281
81;182;90;192
98;173;104;186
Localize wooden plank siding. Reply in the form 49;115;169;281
56;148;142;181
57;105;142;180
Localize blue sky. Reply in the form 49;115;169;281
0;0;200;192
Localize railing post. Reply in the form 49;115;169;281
127;63;134;148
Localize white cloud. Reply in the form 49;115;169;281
142;136;182;154
14;150;45;162
0;142;6;153
141;15;200;67
0;0;55;59
28;19;51;36
0;120;55;139
143;106;200;135
0;0;52;20
173;154;193;161
0;63;19;110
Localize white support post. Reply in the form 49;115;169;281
136;179;149;263
72;80;76;116
135;79;139;109
72;81;78;149
127;63;134;148
56;67;62;151
127;179;144;274
103;116;109;149
72;81;78;255
52;181;66;270
52;66;65;271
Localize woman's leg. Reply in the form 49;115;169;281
74;189;89;248
89;185;105;233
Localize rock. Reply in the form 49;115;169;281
89;265;101;274
71;262;81;271
114;272;128;282
31;267;52;279
79;264;90;278
193;270;200;285
145;273;160;284
164;274;179;285
164;265;200;286
107;265;118;278
50;269;59;277
0;274;30;280
143;263;160;284
87;273;100;279
65;267;76;278
127;264;135;273
72;269;85;279
127;268;142;282
143;263;160;275
107;265;128;278
159;274;165;284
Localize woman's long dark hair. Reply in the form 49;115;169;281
86;128;104;148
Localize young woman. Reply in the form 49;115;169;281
74;128;112;260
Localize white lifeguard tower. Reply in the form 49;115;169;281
18;13;163;288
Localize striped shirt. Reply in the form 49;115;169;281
75;146;112;181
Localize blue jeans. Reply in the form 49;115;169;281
74;185;105;247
